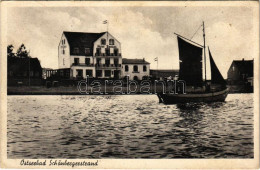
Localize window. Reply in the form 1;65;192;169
62;49;65;54
101;39;106;45
66;70;70;78
74;48;79;54
114;48;119;56
105;48;110;56
133;76;138;81
97;58;101;66
105;70;111;77
86;70;93;77
76;69;83;77
114;59;119;66
109;39;114;45
105;58;110;66
133;65;138;72
60;70;64;77
125;65;129;72
30;71;34;77
85;48;90;55
96;48;101;56
74;58;79;65
143;65;147;72
63;58;65;65
96;70;102;77
64;39;65;44
85;58;90;65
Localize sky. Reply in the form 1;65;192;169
6;3;258;79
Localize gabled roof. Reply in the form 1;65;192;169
122;58;150;64
232;59;253;76
63;31;106;56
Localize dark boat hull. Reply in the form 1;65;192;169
157;88;228;104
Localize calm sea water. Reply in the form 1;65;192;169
7;94;253;158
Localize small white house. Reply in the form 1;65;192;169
122;58;150;80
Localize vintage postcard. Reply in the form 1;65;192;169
0;1;259;169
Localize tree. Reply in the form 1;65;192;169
16;44;30;58
7;44;16;59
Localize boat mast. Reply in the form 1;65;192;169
203;21;207;82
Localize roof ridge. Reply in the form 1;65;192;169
63;31;106;34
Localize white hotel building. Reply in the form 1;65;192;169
58;31;150;80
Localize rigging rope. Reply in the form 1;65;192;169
190;24;202;40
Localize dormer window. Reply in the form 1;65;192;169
74;58;79;65
85;48;90;55
74;48;79;54
109;39;114;45
101;39;106;45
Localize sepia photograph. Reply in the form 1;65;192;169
0;1;259;169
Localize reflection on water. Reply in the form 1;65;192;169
7;94;253;158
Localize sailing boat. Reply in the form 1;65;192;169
157;22;228;104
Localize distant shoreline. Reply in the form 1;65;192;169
7;85;253;95
7;85;163;95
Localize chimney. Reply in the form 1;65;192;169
242;58;244;61
143;58;145;62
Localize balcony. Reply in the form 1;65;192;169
132;71;140;73
95;64;121;68
95;53;121;57
72;63;95;67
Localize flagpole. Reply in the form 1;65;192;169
106;20;108;48
107;20;109;33
203;21;207;83
103;20;109;49
157;57;158;79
